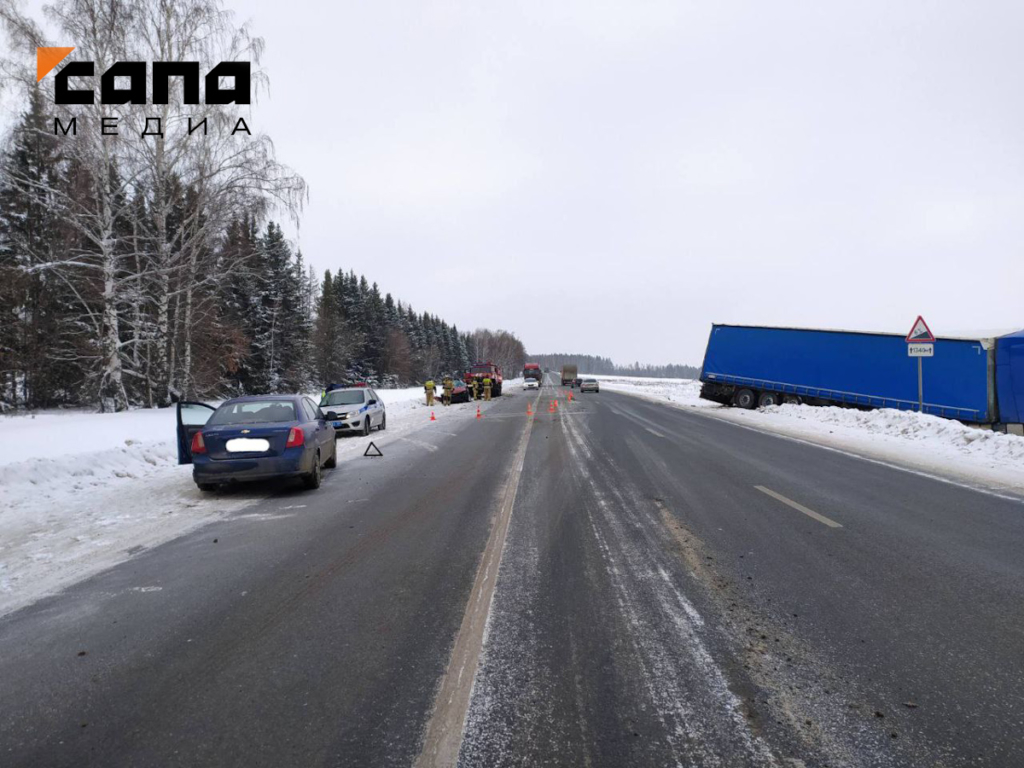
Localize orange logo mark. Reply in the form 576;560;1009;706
37;47;75;82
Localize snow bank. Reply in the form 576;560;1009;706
0;385;460;617
595;375;1024;496
594;375;714;408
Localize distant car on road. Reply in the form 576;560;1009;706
579;378;600;393
524;378;540;390
176;395;337;492
320;385;386;435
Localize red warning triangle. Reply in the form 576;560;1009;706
905;316;935;343
37;47;75;82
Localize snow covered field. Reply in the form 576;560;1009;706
0;384;491;617
596;375;1024;497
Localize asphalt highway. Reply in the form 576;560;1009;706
2;376;1022;767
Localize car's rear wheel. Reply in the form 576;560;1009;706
197;482;218;493
379;413;387;431
303;451;322;490
324;443;337;468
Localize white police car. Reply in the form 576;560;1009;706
319;385;386;436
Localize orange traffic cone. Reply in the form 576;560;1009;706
430;411;436;421
476;406;482;420
527;403;533;416
568;392;574;402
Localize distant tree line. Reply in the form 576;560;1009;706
527;354;700;380
312;271;528;390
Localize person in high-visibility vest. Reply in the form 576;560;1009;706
442;376;454;406
424;379;436;406
483;377;493;401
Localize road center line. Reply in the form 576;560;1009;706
754;485;843;528
414;400;535;768
645;426;666;438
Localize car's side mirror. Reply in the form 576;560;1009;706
368;399;377;405
325;411;338;420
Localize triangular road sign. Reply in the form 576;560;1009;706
363;441;383;457
37;47;75;82
906;316;935;343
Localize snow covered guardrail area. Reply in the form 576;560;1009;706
595;376;1024;497
0;386;450;617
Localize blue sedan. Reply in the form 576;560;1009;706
176;395;338;492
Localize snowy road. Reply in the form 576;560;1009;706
2;377;1023;766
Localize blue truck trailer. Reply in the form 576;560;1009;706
699;324;1024;434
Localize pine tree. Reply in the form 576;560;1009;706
0;86;80;408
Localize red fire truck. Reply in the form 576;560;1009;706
465;361;503;396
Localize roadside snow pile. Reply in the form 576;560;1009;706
0;406;239;617
596;375;1024;495
731;403;1024;493
762;404;1024;464
594;375;713;407
0;385;443;617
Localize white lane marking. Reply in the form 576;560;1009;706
414;405;536;768
755;486;843;528
398;436;439;453
644;427;666;438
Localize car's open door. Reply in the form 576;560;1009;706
176;401;216;465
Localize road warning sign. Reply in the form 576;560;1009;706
906;316;935;343
364;441;383;457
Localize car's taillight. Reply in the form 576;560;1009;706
190;431;206;454
286;427;305;448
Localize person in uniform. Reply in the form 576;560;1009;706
442;376;454;406
483;376;492;401
470;378;479;401
424;378;436;406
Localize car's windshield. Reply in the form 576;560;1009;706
208;401;296;425
322;390;365;406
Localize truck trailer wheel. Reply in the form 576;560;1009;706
783;395;802;405
733;388;757;409
757;391;780;408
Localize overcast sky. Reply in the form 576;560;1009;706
18;0;1024;364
